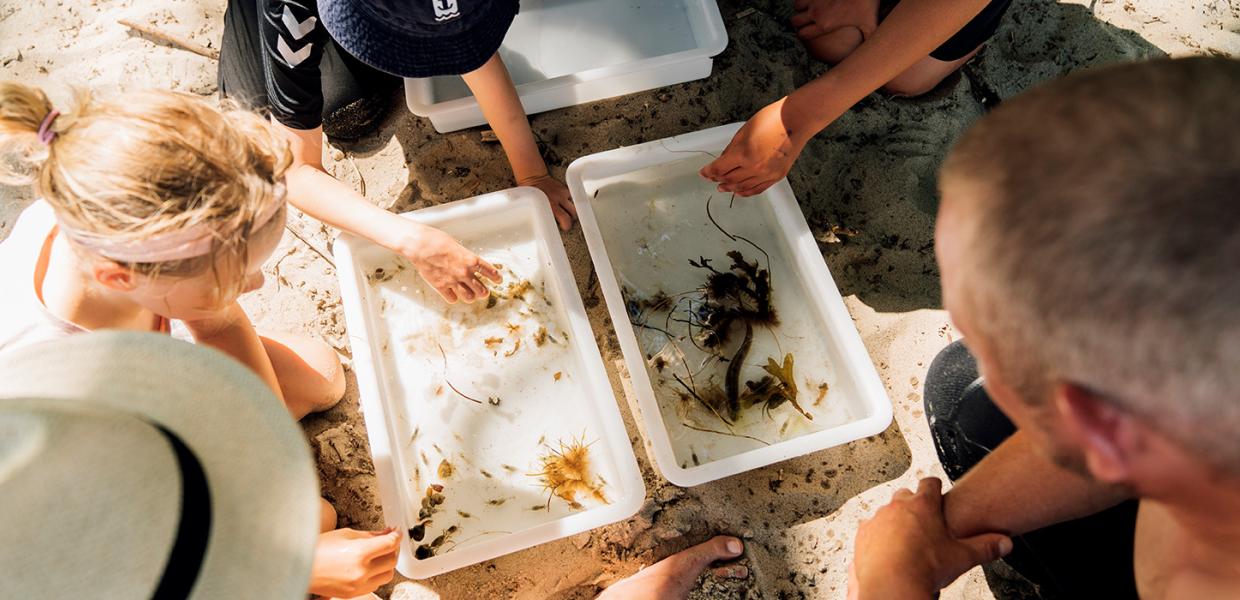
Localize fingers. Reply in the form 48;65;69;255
361;569;396;594
558;194;578;219
789;11;815;30
674;536;745;572
369;546;399;572
960;532;1014;566
439;286;459;304
461;274;488;302
892;487;914;501
551;203;573;231
712;564;749;579
916;477;944;510
795;21;832;40
453;283;476;303
701;154;743;181
359;528;402;560
475;258;503;284
916;477;943;496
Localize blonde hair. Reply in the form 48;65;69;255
0;82;291;296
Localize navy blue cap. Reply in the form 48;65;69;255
320;0;519;78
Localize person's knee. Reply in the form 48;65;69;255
882;71;945;97
262;333;347;415
802;26;864;65
320;498;338;532
311;339;347;410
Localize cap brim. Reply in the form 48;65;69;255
321;0;518;78
0;332;319;598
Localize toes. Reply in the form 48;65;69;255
676;536;745;570
712;564;750;579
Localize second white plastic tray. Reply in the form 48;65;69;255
567;124;893;487
405;0;728;133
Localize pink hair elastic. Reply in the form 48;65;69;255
56;183;288;264
37;110;59;145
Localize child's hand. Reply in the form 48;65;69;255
309;527;402;598
701;98;807;197
396;224;502;304
519;173;576;231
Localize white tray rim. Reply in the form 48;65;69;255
334;187;646;578
565;124;894;487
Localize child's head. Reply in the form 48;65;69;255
0;83;291;320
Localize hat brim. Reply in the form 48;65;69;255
321;0;518;78
0;332;319;598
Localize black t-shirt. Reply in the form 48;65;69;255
261;0;330;129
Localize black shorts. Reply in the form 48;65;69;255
881;0;1014;61
217;0;396;138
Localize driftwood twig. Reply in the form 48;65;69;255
118;18;220;60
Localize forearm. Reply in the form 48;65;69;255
185;303;283;401
782;0;992;141
944;430;1133;538
285;162;434;252
461;53;547;181
278;123;435;254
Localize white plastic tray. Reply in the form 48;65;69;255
566;124;893;487
405;0;728;133
334;187;644;578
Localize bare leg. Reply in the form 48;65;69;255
794;0;982;98
320;498;338;532
803;26;865;64
260;331;346;420
882;45;982;96
597;536;747;600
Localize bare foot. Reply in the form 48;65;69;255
597;536;747;600
791;0;879;64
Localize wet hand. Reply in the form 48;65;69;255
309;527;402;598
519;173;577;231
397;224;502;304
848;478;1012;600
700;98;805;197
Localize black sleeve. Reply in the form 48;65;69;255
259;0;328;130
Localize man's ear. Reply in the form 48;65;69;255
92;261;138;293
1052;382;1134;484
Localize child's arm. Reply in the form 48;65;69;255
280;125;501;303
701;0;992;196
182;302;284;400
462;53;577;231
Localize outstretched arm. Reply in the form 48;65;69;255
942;430;1133;538
702;0;992;196
280;124;500;303
462;53;577;230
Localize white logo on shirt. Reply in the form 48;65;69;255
281;6;317;40
433;0;460;22
277;36;312;66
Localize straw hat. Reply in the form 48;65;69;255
0;332;320;598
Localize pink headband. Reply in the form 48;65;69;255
38;110;59;145
57;183;288;264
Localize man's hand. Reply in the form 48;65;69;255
790;0;879;41
849;478;1013;600
395;224;501;304
309;527;401;598
700;98;807;197
519;173;576;231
